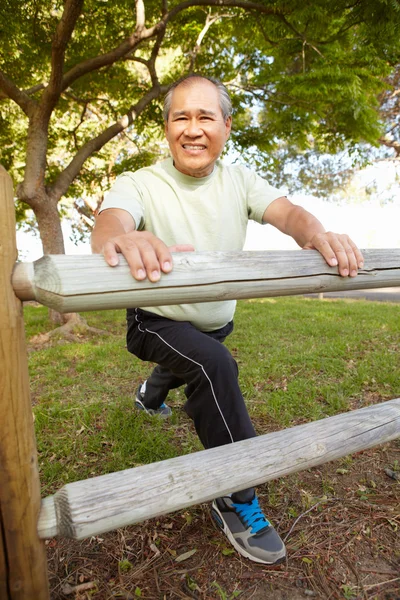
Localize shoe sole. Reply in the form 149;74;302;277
211;502;286;566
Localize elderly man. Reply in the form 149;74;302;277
91;74;363;565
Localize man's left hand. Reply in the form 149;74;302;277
303;232;364;277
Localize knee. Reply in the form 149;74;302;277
202;343;238;377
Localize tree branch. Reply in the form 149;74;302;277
147;29;166;86
188;12;233;71
49;84;168;201
125;55;148;66
165;0;284;23
123;28;166;87
0;82;45;103
61;24;163;92
63;91;120;121
0;70;36;116
277;13;305;41
42;0;84;114
256;20;279;46
71;103;88;151
379;136;400;157
136;0;145;30
59;0;285;92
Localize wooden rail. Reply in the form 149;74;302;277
37;398;400;540
12;249;400;312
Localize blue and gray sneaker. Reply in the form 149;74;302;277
135;382;172;417
211;495;286;565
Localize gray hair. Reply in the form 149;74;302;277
163;74;232;122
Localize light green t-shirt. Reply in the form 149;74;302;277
100;158;283;330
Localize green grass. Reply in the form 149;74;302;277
25;297;400;495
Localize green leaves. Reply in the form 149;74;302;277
0;0;399;242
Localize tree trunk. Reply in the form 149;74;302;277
34;199;68;324
32;197;84;326
34;199;65;255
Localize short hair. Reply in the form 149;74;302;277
163;74;232;122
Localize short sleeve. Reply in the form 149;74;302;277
244;168;285;224
99;172;145;230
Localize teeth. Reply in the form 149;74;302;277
183;145;205;150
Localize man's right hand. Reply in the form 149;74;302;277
103;230;194;282
91;208;194;281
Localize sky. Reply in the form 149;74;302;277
244;193;400;252
16;161;400;261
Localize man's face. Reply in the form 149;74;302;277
165;79;232;178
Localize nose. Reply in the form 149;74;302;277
185;118;202;137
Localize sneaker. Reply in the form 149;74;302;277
211;495;286;565
135;383;172;417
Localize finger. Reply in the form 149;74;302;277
135;234;176;280
117;239;149;280
335;235;362;277
132;239;165;281
307;233;363;277
308;234;340;269
314;232;358;277
347;239;364;270
326;236;351;277
344;242;359;277
102;240;120;267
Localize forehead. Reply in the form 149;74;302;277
170;80;222;115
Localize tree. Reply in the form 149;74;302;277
0;0;399;260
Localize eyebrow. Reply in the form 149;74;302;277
171;109;218;118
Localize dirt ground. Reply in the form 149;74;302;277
47;438;400;600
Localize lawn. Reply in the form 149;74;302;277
25;297;400;599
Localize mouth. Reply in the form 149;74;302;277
182;144;206;152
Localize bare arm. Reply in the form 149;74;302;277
263;197;364;277
91;208;194;281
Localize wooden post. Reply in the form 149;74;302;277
0;166;49;599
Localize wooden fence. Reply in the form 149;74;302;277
11;247;400;313
1;164;400;599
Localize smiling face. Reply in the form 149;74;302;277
164;79;232;178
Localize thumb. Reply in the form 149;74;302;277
103;240;121;266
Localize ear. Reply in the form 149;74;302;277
225;116;232;140
164;120;169;137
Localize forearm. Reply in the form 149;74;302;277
263;196;363;276
284;205;326;248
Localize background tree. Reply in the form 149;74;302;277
0;0;399;260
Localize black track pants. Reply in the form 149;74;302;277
126;308;257;451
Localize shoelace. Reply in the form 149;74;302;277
232;497;271;534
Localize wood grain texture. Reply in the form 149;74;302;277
38;398;400;541
0;166;50;600
11;248;400;312
0;528;8;600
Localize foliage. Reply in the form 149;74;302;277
0;0;399;249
